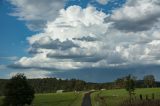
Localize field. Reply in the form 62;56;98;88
1;88;160;106
0;92;83;106
0;97;3;106
91;88;160;106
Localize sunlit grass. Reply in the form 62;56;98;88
33;92;83;106
91;88;160;106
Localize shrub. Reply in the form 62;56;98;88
3;74;35;106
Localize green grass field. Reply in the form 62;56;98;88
33;92;83;106
0;92;83;106
91;88;160;106
1;88;160;106
0;97;3;106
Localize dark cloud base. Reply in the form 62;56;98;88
52;64;160;83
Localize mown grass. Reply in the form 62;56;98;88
33;92;83;106
0;96;3;106
0;92;83;106
91;88;160;106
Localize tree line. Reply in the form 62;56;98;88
0;74;159;96
115;75;157;89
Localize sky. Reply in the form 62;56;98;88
1;0;160;82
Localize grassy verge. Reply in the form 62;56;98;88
91;88;160;106
70;92;84;106
91;91;100;106
0;92;83;106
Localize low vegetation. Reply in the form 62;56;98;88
121;99;160;106
91;88;160;106
2;74;35;106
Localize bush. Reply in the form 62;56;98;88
120;100;160;106
3;74;35;106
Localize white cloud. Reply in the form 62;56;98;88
10;6;112;70
26;5;108;43
111;0;160;31
9;0;65;31
96;0;109;5
10;1;160;73
9;70;51;79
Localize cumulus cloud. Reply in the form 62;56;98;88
96;0;109;5
111;0;160;32
9;70;51;78
9;0;65;30
10;6;112;70
9;0;160;74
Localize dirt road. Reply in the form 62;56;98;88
81;92;92;106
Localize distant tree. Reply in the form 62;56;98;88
144;75;155;88
115;77;125;88
74;80;86;91
125;75;136;101
3;74;35;106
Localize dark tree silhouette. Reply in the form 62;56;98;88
3;74;35;106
